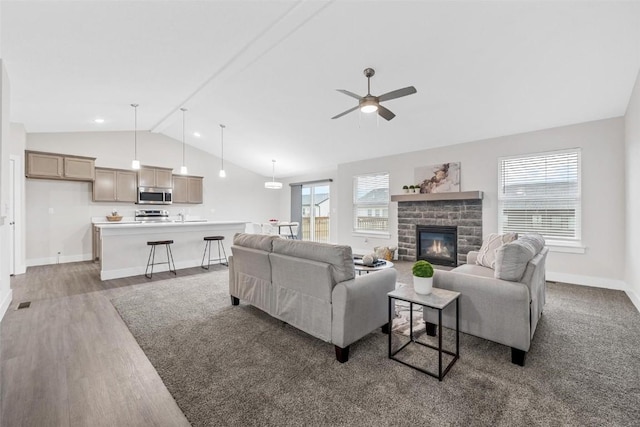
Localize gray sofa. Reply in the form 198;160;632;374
228;233;396;362
424;233;548;366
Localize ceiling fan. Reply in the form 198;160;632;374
331;68;417;121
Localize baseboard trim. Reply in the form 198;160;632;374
626;288;640;313
27;253;93;267
547;272;627;291
0;289;13;320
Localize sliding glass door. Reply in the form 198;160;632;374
301;183;330;242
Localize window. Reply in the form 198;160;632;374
353;172;389;234
498;149;581;246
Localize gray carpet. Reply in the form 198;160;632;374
111;269;640;426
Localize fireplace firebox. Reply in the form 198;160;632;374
416;225;458;267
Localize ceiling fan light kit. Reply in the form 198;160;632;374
332;67;416;121
264;159;283;190
360;98;379;113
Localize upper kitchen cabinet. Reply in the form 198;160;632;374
26;150;95;181
139;166;173;188
93;167;137;202
172;175;203;204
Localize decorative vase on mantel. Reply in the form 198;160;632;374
412;260;434;295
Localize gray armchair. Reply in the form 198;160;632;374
423;234;548;366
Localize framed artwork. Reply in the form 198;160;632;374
415;162;460;193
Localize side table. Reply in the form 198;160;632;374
388;286;460;381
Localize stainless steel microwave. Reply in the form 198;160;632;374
137;187;172;205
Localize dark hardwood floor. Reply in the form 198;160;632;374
0;261;215;427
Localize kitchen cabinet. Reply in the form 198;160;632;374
172;175;203;204
93;167;137;202
139;166;173;188
26;150;95;181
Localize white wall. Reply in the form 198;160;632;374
624;69;640;310
337;118;626;288
25;131;280;265
0;61;13;319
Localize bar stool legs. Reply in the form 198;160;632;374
145;240;176;279
201;236;228;269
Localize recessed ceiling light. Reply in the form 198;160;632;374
94;118;105;124
193;132;201;137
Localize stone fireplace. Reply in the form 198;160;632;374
394;193;483;265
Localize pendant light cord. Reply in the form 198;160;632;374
220;124;225;170
181;108;187;166
131;103;138;159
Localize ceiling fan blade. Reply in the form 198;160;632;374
378;86;417;102
336;89;363;100
331;105;359;120
377;105;396;121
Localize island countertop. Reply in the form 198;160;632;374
95;220;245;230
96;220;247;280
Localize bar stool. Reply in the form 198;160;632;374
201;236;228;269
145;240;176;279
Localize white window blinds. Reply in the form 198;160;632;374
498;149;581;243
353;172;389;233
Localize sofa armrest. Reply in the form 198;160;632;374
466;251;479;265
428;269;532;351
331;268;397;348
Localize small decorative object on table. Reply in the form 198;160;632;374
268;218;278;225
412;260;434;294
361;252;379;267
106;211;123;222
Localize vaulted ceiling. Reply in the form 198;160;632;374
2;1;640;177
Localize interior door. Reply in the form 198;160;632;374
301;183;330;242
9;158;16;275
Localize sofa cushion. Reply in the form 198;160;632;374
476;232;518;269
272;239;355;284
494;233;545;281
452;263;496;279
233;232;280;252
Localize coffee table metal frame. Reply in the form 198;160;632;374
387;287;460;381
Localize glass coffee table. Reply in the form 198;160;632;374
353;258;394;275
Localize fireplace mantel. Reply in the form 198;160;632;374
391;190;483;202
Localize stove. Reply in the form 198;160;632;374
135;209;171;223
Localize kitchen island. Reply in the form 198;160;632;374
95;220;246;280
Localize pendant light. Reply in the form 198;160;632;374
131;104;140;170
219;124;226;178
180;108;188;175
264;159;283;189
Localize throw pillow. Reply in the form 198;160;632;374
476;232;518;269
374;246;397;261
518;233;545;255
494;238;538;281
